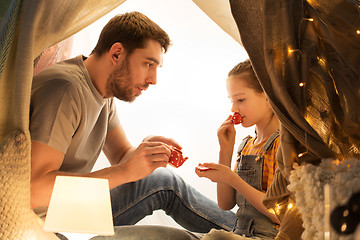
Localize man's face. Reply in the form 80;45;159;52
105;39;163;102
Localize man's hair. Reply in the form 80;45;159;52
228;59;263;93
91;11;171;56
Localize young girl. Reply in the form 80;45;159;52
196;60;280;239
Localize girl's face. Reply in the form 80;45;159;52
227;73;271;128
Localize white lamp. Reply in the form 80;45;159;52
44;176;114;240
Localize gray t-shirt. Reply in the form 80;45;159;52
30;55;120;173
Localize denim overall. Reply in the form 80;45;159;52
233;131;280;239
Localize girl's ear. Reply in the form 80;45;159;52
264;95;272;107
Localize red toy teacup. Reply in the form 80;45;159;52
232;112;243;124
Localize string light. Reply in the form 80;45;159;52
357;4;360;35
275;203;281;214
341;223;348;232
287;202;294;210
297;12;311;120
298;152;305;157
298;132;308;158
317;56;326;68
288;48;301;54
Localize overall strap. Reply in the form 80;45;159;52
262;130;280;153
237;135;252;155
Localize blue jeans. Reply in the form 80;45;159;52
110;168;237;233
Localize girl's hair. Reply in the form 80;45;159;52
228;59;263;93
91;11;171;56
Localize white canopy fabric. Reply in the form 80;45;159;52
192;0;242;46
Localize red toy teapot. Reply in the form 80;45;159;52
168;147;188;168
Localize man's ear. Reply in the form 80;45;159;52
109;42;124;65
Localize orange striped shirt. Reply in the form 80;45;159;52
234;135;279;192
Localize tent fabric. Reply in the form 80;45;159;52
0;0;22;77
0;0;127;141
0;130;58;239
0;0;126;238
229;0;360;239
192;0;242;46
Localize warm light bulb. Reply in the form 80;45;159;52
275;204;281;214
317;56;326;67
288;48;301;55
287;203;293;210
269;208;275;214
357;30;360;35
333;159;341;165
341;223;347;232
299;82;305;87
298;152;305;157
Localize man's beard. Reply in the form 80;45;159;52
106;57;135;102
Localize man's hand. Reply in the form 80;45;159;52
103;129;184;188
118;141;171;182
142;135;182;149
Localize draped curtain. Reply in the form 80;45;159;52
229;0;360;239
0;0;126;238
0;0;127;141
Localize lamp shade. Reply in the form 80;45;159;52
44;176;114;236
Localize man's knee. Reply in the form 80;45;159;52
150;168;184;188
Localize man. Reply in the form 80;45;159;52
30;11;236;237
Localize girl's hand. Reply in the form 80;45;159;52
217;115;236;151
195;162;236;185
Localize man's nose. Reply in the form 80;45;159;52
146;71;157;85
